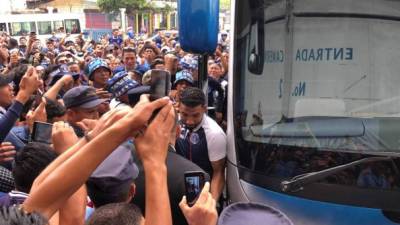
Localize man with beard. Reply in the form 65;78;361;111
175;87;226;202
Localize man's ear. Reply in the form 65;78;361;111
202;104;207;113
66;109;75;120
127;182;136;202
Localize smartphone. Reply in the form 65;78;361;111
149;69;171;101
184;171;206;207
31;121;53;144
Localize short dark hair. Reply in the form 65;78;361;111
45;99;66;122
12;143;58;193
86;181;132;208
86;203;143;225
123;47;137;56
180;87;206;108
42;64;61;86
0;206;47;225
150;57;164;69
7;64;29;94
67;61;78;67
8;38;18;49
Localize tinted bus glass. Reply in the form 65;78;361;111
10;22;36;36
0;23;6;32
65;19;80;34
38;21;52;35
233;0;400;210
53;21;64;32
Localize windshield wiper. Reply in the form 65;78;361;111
281;156;392;192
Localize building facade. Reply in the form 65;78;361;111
26;0;178;36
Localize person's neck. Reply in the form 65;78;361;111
125;65;135;71
0;103;10;111
93;82;105;89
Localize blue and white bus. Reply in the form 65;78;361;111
179;0;400;224
228;0;400;224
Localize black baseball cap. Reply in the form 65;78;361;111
0;75;13;87
127;85;150;105
63;86;106;109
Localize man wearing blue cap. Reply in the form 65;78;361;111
63;86;107;137
86;141;139;209
107;71;150;109
170;70;194;112
87;58;112;89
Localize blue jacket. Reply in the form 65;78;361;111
0;101;24;144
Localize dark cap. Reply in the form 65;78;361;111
0;75;13;87
127;85;150;106
47;65;79;86
63;86;106;109
87;142;139;205
127;85;150;96
218;202;293;225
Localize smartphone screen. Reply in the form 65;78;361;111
149;69;171;101
184;171;206;206
31;122;53;144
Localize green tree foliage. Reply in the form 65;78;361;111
97;0;150;14
220;0;231;10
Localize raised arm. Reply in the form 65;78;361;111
0;67;40;142
23;96;171;220
134;98;175;225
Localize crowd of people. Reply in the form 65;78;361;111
0;27;231;225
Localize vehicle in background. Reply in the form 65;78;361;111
0;13;84;42
179;0;400;224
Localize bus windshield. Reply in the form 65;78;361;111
234;0;400;156
233;0;400;205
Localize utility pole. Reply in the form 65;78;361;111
119;8;127;33
8;0;13;13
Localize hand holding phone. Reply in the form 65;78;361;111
148;69;171;121
179;182;218;225
31;121;53;144
184;171;206;206
149;69;171;101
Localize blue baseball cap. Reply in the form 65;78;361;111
218;202;293;225
107;71;140;98
87;58;111;80
87;142;139;205
180;55;198;70
63;86;106;109
174;70;194;86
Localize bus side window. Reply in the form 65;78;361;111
10;22;36;36
65;19;80;34
0;23;6;32
38;21;52;35
53;21;64;33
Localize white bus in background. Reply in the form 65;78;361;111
0;13;85;42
